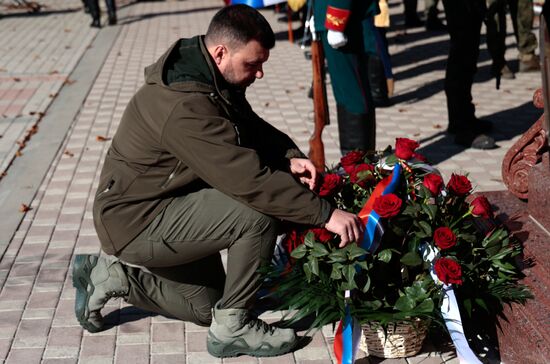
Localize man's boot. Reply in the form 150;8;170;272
519;53;540;72
207;304;298;358
106;0;117;25
72;254;129;333
367;54;391;108
337;104;376;155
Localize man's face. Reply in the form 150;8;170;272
220;40;269;89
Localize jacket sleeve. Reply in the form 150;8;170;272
161;94;332;226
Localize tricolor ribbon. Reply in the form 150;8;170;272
334;163;402;364
229;0;286;8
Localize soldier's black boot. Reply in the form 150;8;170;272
337;104;376;155
368;54;391;108
87;0;101;27
106;0;117;25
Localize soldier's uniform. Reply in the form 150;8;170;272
313;0;379;154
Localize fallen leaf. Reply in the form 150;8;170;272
398;108;407;113
29;111;36;115
15;151;22;157
49;93;58;98
64;79;76;85
264;102;270;107
64;149;74;157
16;140;25;148
64;28;71;32
96;135;111;142
503;89;511;94
13;77;21;82
285;89;291;94
19;204;31;212
433;124;443;129
413;133;420;137
48;70;59;75
65;45;71;50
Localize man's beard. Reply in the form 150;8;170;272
223;64;254;89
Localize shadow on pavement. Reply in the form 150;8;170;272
0;7;81;18
102;306;158;330
416;100;540;165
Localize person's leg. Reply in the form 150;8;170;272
512;0;539;71
485;0;514;79
425;0;445;30
322;34;376;154
443;0;494;148
105;0;116;25
86;0;100;27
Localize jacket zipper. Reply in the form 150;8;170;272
160;160;182;188
97;179;114;197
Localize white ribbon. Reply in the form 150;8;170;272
421;244;482;364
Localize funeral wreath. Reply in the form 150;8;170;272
262;139;532;337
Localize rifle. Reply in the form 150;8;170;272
308;6;330;173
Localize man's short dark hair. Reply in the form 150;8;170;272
205;5;275;50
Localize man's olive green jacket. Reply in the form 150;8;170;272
93;36;332;255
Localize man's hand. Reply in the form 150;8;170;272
289;158;317;190
324;209;363;247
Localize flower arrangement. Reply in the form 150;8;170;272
263;139;532;333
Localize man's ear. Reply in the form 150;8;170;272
211;44;228;65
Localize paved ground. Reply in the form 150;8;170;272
0;0;544;363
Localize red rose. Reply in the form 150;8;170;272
433;227;457;250
470;196;493;219
434;257;462;285
310;228;333;243
395;138;420;160
319;173;343;197
446;173;472;196
284;230;305;253
349;163;375;188
340;151;365;174
423;173;443;196
373;193;402;218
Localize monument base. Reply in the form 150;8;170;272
483;159;550;363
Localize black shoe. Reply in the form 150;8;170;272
448;119;493;134
108;15;117;25
90;18;101;28
454;132;496;149
425;18;446;31
373;97;393;108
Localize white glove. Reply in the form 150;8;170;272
327;29;347;48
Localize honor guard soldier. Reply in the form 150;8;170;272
313;0;379;154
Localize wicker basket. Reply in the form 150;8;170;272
359;319;430;358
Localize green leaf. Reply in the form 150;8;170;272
330;264;342;280
362;274;371;293
386;154;398;165
462;298;472;317
290;244;307;259
475;298;489;312
347;244;367;260
311;242;330;258
378;249;392;263
419;221;433;236
308;257;319;276
421;204;437;221
343;264;356;285
362;300;383;311
394;295;416;312
328;249;348;263
402;204;420;217
304;231;315;247
400;252;423;266
303;261;312;281
415;299;435;313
